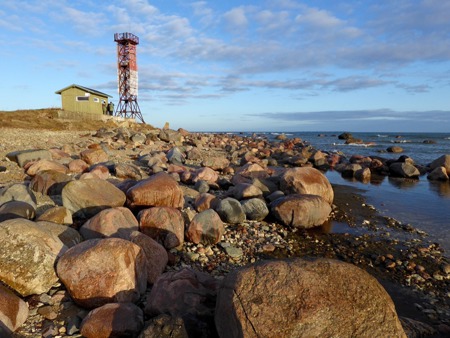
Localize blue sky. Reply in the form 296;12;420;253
1;0;450;132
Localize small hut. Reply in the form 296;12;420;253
55;84;112;116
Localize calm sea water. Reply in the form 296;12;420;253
228;131;450;255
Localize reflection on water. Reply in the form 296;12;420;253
428;181;450;198
387;177;419;189
326;171;450;255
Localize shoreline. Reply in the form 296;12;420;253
0;124;449;337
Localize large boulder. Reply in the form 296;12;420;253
429;154;450;175
0;183;37;210
129;231;168;284
279;167;334;204
138;207;185;249
0;200;35;222
0;219;67;296
80;207;139;240
215;258;406;338
145;268;218;338
271;194;331;228
29;170;72;195
5;149;52;168
185;209;224;245
427;166;449;181
0;283;29;334
37;221;83;248
126;172;184;209
389;162;420;178
194;193;218;213
56;238;147;309
80;303;144;338
62;179;126;219
26;159;68;176
36;206;73;225
233;183;263;200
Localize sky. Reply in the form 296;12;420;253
1;0;450;132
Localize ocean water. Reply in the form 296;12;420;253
229;131;450;255
256;131;450;166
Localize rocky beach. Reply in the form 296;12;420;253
0;113;449;337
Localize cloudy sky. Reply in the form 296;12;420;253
1;0;450;132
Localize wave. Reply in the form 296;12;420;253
377;134;388;137
391;140;411;143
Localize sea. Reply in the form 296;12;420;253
227;131;450;255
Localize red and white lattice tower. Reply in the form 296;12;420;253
114;32;145;123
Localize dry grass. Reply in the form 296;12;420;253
0;108;155;131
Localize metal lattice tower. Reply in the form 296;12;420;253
114;32;145;123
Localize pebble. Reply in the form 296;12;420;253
225;246;243;259
442;264;450;275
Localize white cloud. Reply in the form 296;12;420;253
295;7;343;28
223;7;248;29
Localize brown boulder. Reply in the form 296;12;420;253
26;159;68;176
126;172;184;209
279;167;334;204
138;206;185;249
215;258;406;338
62;179;126;219
68;159;89;173
271;194;331;228
0;283;29;333
427;166;449;181
190;167;219;184
145;268;218;338
80;148;109;165
129;231;168;284
201;156;230;171
36;206;73;225
235;163;268;180
80;207;139;240
233;183;263;200
29;170;71;195
185;209;224;245
430;154;450;175
80;303;144;338
387;146;404;153
56;238;147;308
194;193;218;212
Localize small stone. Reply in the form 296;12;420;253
262;244;276;252
186;252;200;262
415;265;425;272
37;305;58;320
225;246;243;259
441;264;450;275
433;272;444;281
385;261;396;269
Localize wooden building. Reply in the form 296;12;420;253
55;84;112;115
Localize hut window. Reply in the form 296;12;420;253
76;96;89;101
93;98;99;102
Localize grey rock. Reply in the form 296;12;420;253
241;198;269;221
215;197;246;224
6;149;52;167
